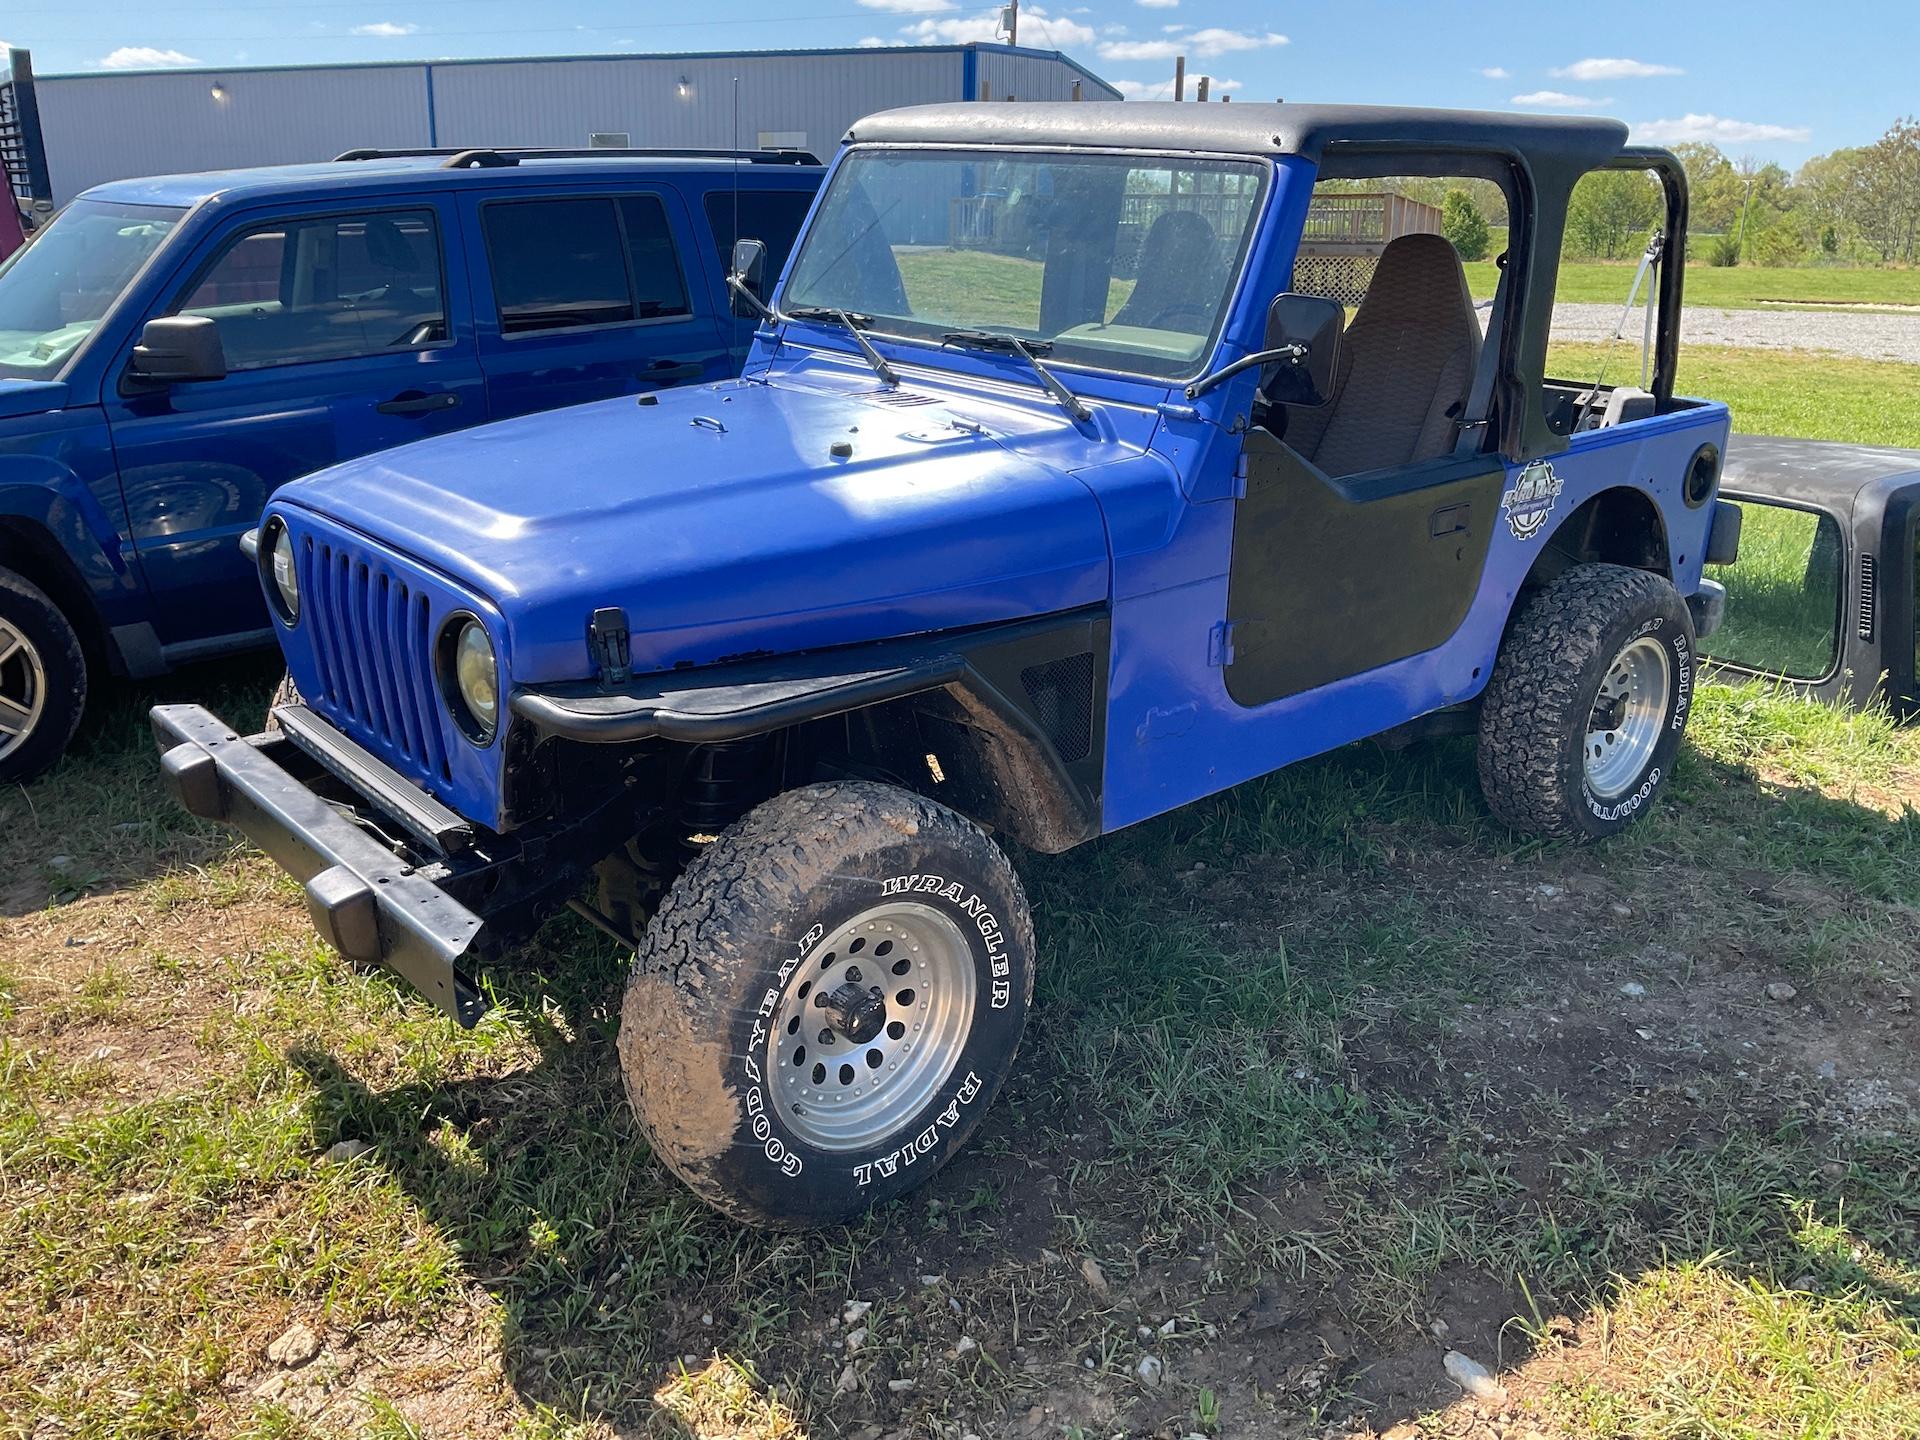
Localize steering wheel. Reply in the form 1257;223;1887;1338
1144;302;1211;331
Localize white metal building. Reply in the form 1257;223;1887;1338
33;44;1119;203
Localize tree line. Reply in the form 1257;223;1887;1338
1343;115;1920;269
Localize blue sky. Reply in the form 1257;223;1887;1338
4;0;1911;168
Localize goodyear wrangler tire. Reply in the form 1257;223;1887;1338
619;780;1036;1229
1476;563;1695;841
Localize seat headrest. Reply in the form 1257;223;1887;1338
1352;233;1473;326
363;216;418;273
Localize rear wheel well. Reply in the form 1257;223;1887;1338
1525;487;1672;591
0;519;110;675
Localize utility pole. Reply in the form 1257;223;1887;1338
1196;75;1210;102
1002;0;1017;46
1173;55;1185;100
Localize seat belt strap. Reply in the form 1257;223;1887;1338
1455;254;1508;456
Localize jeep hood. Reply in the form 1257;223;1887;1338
276;377;1113;683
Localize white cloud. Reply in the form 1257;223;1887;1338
857;34;893;45
1098;27;1286;61
1161;23;1188;33
1136;0;1180;7
1110;77;1173;100
1552;57;1681;81
349;20;418;36
99;46;201;68
1478;66;1510;79
901;6;1094;45
858;0;952;11
1630;113;1810;145
1512;89;1607;109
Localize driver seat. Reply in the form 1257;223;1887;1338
1282;233;1481;478
1111;211;1223;330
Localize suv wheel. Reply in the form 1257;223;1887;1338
620;780;1035;1228
1477;563;1695;841
0;567;87;785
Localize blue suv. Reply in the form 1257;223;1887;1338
0;145;821;779
157;104;1739;1228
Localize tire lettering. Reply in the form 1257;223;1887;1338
852;1070;985;1187
1588;766;1663;822
744;1086;803;1178
881;874;1012;1010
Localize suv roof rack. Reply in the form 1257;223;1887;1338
333;145;821;167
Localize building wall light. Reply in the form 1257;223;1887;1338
209;82;228;101
676;76;690;99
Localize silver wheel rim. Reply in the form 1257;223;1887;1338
1585;636;1670;799
0;619;46;762
768;900;977;1153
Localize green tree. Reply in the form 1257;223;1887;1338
1565;168;1663;260
1440;188;1490;260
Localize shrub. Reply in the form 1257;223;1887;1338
1441;189;1491;262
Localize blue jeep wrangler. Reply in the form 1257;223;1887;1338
155;104;1739;1228
0;145;821;780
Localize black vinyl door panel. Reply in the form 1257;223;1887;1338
1225;430;1503;707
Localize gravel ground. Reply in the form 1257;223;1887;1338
1551;301;1920;364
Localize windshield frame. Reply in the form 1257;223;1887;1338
0;197;191;383
779;142;1274;388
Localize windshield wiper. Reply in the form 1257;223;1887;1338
785;305;898;387
941;329;1090;422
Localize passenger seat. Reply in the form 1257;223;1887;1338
1280;233;1481;478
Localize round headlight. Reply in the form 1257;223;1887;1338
268;522;299;623
451;619;498;741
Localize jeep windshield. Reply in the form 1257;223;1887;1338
0;199;184;379
782;148;1267;383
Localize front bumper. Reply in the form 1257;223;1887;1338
150;703;488;1026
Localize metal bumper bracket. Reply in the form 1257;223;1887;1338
150;703;489;1027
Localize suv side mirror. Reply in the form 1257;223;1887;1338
728;237;768;319
1260;293;1343;407
129;315;228;385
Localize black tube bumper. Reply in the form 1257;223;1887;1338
150;704;488;1027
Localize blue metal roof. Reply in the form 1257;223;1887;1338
81;153;824;208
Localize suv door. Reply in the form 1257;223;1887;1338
465;187;729;421
103;199;484;647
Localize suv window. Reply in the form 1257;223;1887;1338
175;209;446;371
703;189;813;293
483;195;691;336
1701;500;1844;681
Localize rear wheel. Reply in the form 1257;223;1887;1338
620;780;1035;1228
1477;563;1695;840
0;567;87;785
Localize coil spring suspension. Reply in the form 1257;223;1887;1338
681;737;776;845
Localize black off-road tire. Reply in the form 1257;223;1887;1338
619;780;1036;1229
1476;563;1695;841
0;567;88;785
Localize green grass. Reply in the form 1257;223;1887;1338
1470;259;1920;310
1548;339;1920;449
1703;502;1845;680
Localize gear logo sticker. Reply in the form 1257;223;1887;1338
1501;459;1564;541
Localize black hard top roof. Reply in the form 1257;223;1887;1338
844;101;1630;172
1721;433;1920;509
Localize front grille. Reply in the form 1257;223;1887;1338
298;536;454;784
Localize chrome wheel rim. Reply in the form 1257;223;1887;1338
0;619;46;762
768;900;977;1153
1585;636;1670;799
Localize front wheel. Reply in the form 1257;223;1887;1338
1477;563;1696;841
0;567;87;785
619;781;1036;1228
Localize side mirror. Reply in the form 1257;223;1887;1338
1260;293;1343;407
728;237;768;318
129;315;227;385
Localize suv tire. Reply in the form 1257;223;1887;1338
620;780;1035;1228
1477;563;1695;841
0;567;87;785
